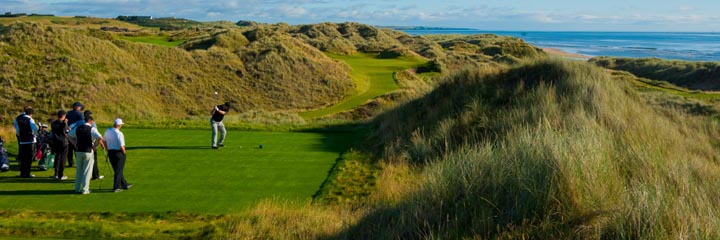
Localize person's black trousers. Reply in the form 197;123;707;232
108;150;128;190
92;150;100;179
18;144;33;177
53;145;68;178
67;145;75;167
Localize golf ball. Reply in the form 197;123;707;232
214;91;218;94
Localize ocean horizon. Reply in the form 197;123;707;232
401;30;720;62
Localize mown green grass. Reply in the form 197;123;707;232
0;128;357;213
117;35;184;47
299;53;427;119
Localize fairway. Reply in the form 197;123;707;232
0;128;357;214
299;53;427;119
117;35;184;47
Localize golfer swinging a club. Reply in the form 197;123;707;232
210;99;231;149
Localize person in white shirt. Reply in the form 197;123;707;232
68;116;104;195
103;118;132;193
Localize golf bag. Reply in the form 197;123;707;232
0;137;9;172
42;146;54;168
35;128;50;171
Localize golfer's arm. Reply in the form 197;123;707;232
94;137;105;149
121;146;126;155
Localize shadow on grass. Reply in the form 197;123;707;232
126;146;209;150
0;189;78;196
0;176;74;184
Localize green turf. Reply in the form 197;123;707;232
0;128;357;214
299;53;427;119
117;35;184;47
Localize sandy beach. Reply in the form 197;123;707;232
541;47;592;60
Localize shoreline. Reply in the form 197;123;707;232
541;47;592;60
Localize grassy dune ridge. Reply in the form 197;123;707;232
0;22;353;123
345;59;720;238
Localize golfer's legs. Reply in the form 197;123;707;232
74;152;93;193
74;152;85;192
109;150;127;190
92;151;100;179
218;122;226;145
117;152;128;188
211;120;219;147
53;146;68;177
18;144;33;177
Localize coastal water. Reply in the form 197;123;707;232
402;30;720;62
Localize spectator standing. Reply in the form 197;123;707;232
14;107;38;178
51;110;70;180
66;102;84;167
68;116;104;195
103;118;132;192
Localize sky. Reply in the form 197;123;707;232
2;0;720;31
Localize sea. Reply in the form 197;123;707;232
401;30;720;62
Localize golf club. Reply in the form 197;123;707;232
98;148;111;191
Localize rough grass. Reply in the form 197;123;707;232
0;22;352;123
0;16;144;30
299;53;428;119
346;58;720;239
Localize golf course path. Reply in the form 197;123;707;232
299;53;426;119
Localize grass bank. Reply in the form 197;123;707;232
345;58;720;239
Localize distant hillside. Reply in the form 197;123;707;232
0;20;546;124
116;16;202;30
345;59;720;238
379;26;477;31
0;22;352;123
591;57;720;91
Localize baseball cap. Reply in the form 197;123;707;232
72;102;84;108
114;118;124;125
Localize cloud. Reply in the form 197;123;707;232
0;0;717;30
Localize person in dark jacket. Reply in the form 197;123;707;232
210;102;231;149
14;107;38;178
51;110;70;180
66;102;84;168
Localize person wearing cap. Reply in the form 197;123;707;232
50;110;70;180
68;116;104;195
14;107;38;178
210;102;231;149
103;118;132;192
66;101;84;168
